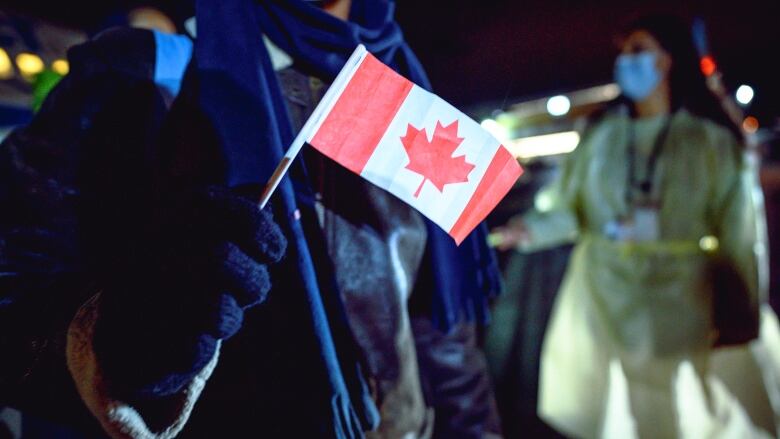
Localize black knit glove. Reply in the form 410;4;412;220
90;183;286;399
77;103;287;399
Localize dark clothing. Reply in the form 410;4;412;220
412;318;504;439
485;247;572;439
0;28;162;436
1;3;504;436
173;62;427;437
278;66;502;439
0;25;367;437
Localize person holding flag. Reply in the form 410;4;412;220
0;0;519;437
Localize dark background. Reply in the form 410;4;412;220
1;2;778;436
2;0;779;122
397;0;780;115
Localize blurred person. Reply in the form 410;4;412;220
127;6;178;34
0;0;503;438
492;14;780;438
27;5;179;115
89;5;179;36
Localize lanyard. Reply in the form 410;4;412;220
625;114;673;208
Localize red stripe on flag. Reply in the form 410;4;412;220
309;54;414;174
449;147;522;245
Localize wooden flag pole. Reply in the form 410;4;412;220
258;44;368;209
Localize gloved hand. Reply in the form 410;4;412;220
74;60;288;400
84;182;286;400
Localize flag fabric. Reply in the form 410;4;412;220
306;51;523;244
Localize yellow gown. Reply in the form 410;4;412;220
521;108;780;438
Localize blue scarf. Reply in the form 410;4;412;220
194;0;502;436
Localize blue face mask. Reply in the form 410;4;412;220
614;51;661;101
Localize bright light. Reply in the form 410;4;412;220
599;83;622;101
743;116;759;134
699;235;719;252
52;59;69;75
700;56;716;76
0;48;12;80
506;84;618;119
735;85;754;106
505;131;580;159
546;95;571;117
535;191;554;211
480;118;510;142
15;52;44;77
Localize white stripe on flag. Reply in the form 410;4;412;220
360;84;501;231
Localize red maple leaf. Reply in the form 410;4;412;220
400;120;475;198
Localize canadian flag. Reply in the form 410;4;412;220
273;46;522;245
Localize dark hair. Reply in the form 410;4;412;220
621;14;742;138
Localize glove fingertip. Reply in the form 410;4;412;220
206;294;244;339
256;210;287;263
220;243;273;306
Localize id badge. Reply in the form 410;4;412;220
632;206;660;241
604;218;632;241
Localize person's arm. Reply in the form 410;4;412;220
710;133;766;344
492;127;590;252
519;169;582;251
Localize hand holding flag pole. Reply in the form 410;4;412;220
258;44;522;244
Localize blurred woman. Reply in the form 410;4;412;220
493;14;780;438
